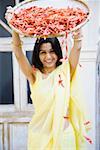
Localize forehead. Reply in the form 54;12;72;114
40;43;53;51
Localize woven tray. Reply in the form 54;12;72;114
6;0;91;37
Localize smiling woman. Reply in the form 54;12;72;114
2;1;92;149
11;27;93;149
0;0;98;150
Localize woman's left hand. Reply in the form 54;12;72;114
72;28;83;41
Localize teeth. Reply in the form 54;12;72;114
45;61;52;63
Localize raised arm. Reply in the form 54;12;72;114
69;29;83;79
12;31;36;84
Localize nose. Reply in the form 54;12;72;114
45;52;51;59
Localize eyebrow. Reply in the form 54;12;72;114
40;48;54;52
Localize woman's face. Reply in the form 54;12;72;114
39;42;58;72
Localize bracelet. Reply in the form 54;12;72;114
73;37;83;42
72;34;83;42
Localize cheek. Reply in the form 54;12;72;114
39;55;44;61
53;54;58;61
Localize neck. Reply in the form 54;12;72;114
42;66;56;74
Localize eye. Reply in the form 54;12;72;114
39;51;46;54
50;50;55;53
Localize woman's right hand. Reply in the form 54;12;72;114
5;6;14;22
5;6;22;46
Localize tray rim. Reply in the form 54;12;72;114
6;0;91;38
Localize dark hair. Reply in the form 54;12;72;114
32;37;63;71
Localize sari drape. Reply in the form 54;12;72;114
28;61;91;150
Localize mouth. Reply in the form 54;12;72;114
45;61;52;64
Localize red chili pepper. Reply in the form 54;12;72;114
32;65;36;72
84;121;91;125
58;74;64;87
63;116;70;119
84;136;93;144
60;56;67;62
79;64;82;67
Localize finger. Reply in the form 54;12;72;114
5;10;14;21
73;29;82;35
72;28;83;39
6;6;13;10
5;6;13;16
72;28;82;35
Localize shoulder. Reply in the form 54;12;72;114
54;61;70;78
59;61;70;73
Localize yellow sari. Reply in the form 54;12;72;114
28;61;92;150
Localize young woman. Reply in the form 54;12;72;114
12;30;91;150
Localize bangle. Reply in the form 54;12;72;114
74;37;83;42
72;34;83;42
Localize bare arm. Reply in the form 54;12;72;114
63;30;83;126
69;29;83;79
12;31;36;84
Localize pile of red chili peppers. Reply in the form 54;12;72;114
10;6;88;37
